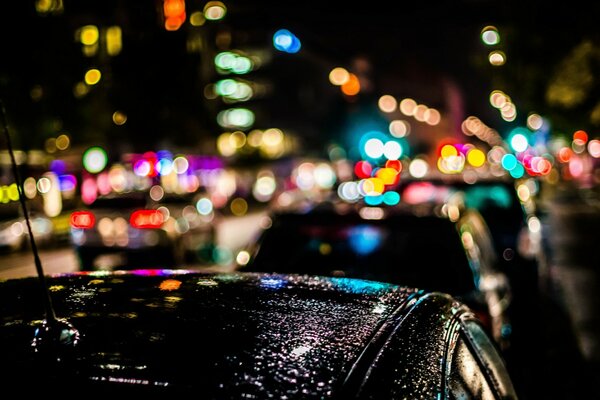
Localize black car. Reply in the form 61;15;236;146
0;270;517;398
238;203;513;350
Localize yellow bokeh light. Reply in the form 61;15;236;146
262;128;283;147
112;111;127;125
230;197;248;216
319;243;332;255
73;81;89;98
440;144;458;158
229;131;247;148
45;137;57;154
217;132;236;157
106;26;122;56
84;69;101;85
367;177;384;195
247;130;263;147
190;11;206;26
80;25;99;45
466;148;486;167
375;167;398;185
56;134;70;150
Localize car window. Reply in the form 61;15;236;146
448;320;518;399
248;213;476;295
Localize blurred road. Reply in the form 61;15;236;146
0;210;268;280
508;183;600;400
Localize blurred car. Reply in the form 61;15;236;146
396;177;543;353
237;202;513;349
0;203;54;252
69;192;184;269
397;177;543;274
150;192;218;265
0;269;517;398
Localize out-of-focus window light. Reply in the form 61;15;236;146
399;98;417;116
588;140;600;158
378;95;397;113
112;111;127;125
24;178;37;199
217;108;255;129
163;0;186;31
230;197;248;216
424;108;441;125
56;134;70;150
204;1;227;21
501;102;517;121
84;69;101;85
106;26;122;56
489;90;508;109
190;11;206;26
83;147;108;174
413;104;428;122
36;0;64;15
573;130;588;144
273;29;301;53
481;26;500;45
466;148;486;167
73;81;89;98
149;185;164;201
79;25;99;45
329;67;350;86
488;51;506;66
409;159;429;178
527;113;543;130
45;138;57;154
389;120;410;138
341;73;360;96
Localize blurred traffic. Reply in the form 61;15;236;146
1;1;600;398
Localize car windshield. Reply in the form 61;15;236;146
248;212;476;295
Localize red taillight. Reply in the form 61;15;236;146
130;209;164;229
70;211;96;229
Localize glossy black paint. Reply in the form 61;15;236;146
0;270;517;398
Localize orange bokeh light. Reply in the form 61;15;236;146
341;73;360;96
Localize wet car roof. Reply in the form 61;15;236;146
0;270;421;395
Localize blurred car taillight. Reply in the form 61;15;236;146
130;209;164;229
70;211;95;229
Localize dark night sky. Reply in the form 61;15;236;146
0;0;599;154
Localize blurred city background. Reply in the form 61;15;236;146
1;1;600;398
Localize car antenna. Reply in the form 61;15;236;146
0;99;79;355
